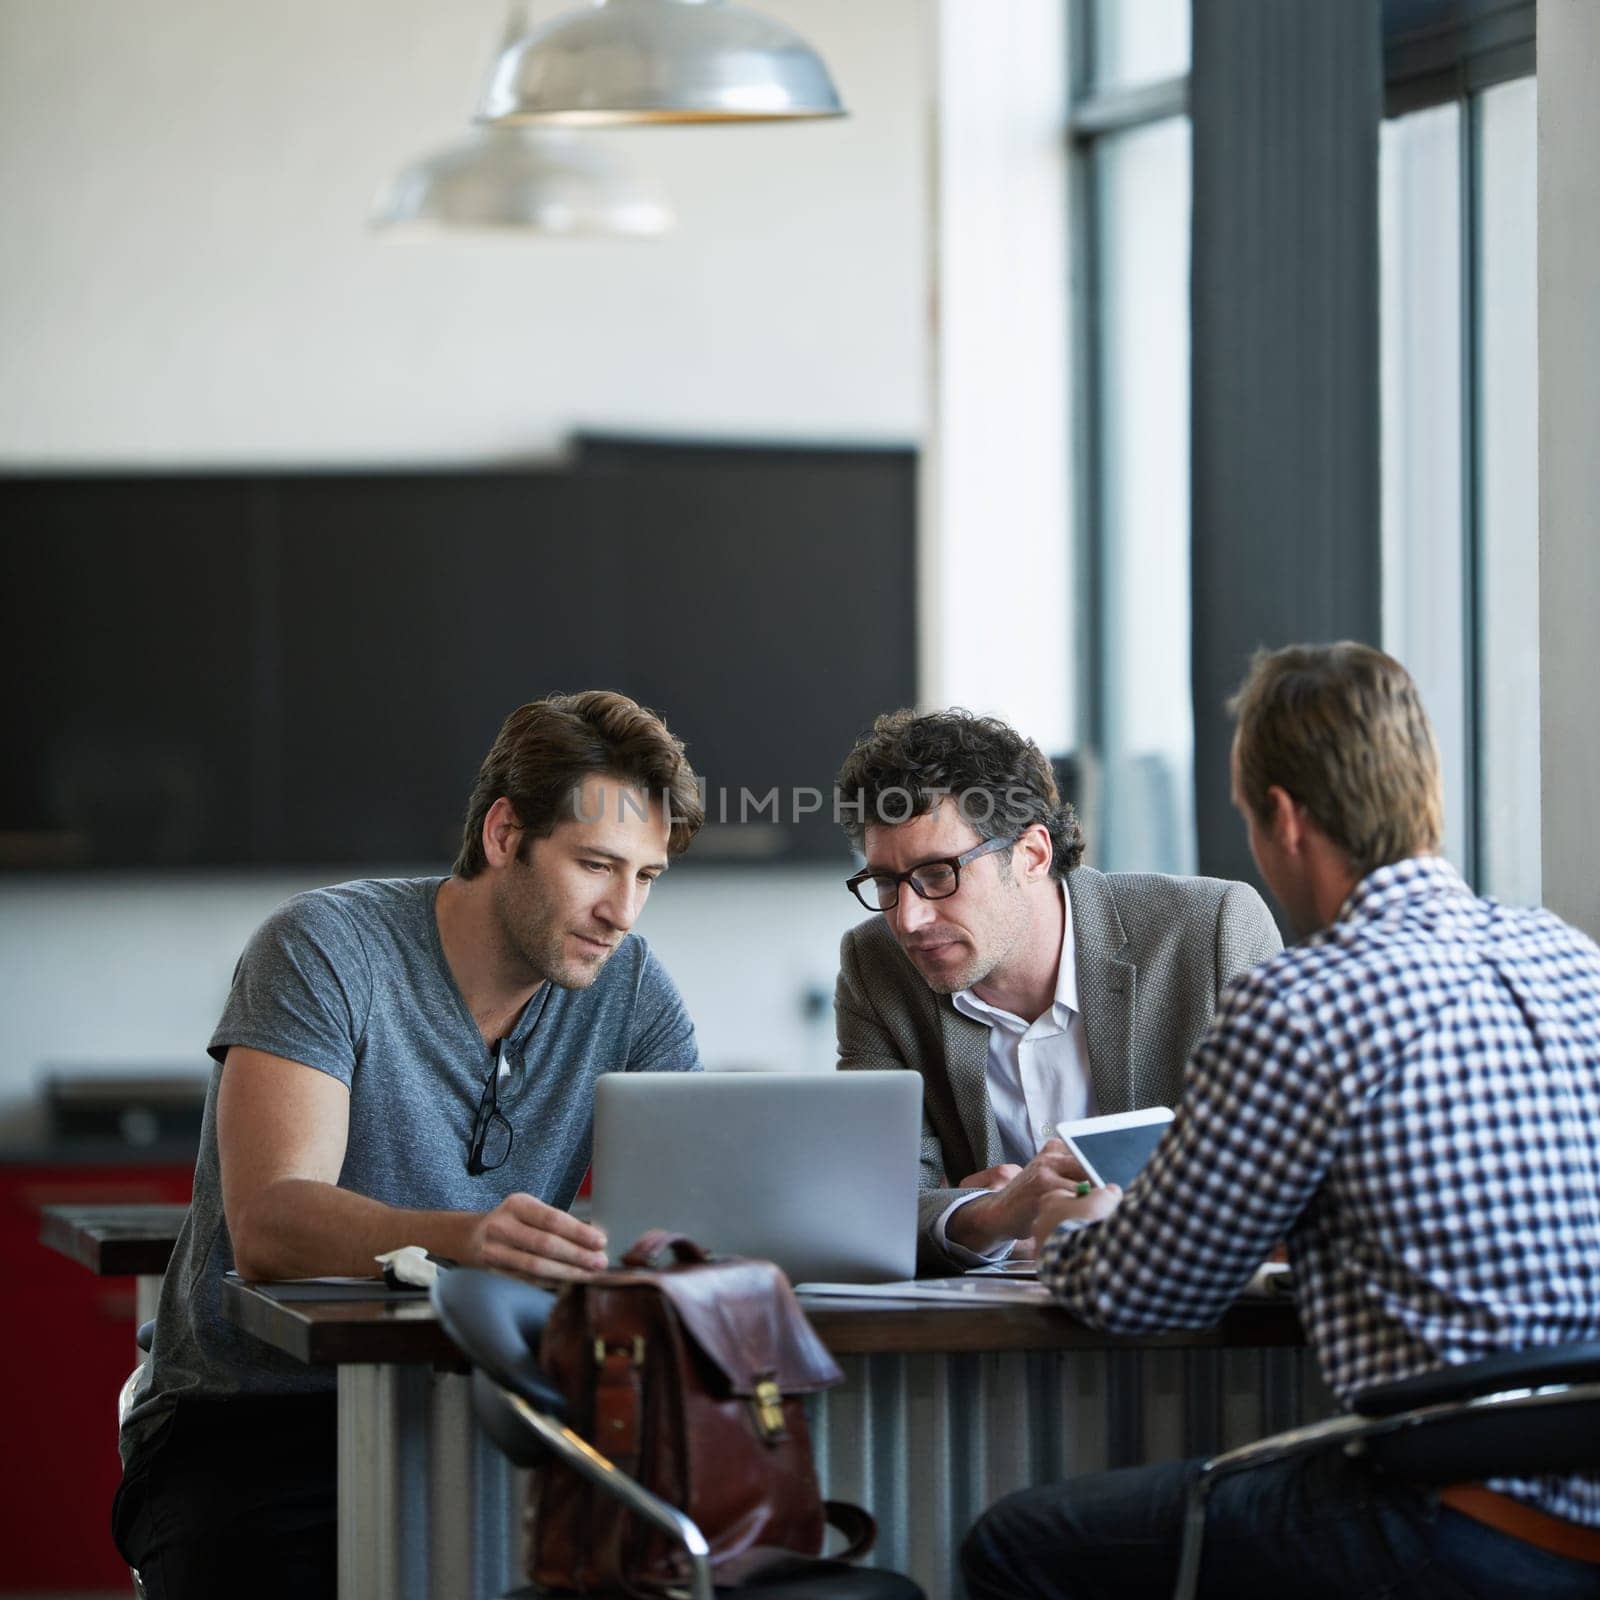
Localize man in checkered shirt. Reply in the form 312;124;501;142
963;643;1600;1600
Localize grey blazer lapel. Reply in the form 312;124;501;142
938;999;1005;1172
1068;867;1138;1113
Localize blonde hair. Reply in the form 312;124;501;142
1228;643;1443;875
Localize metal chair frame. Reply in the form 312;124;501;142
119;1319;158;1597
1173;1377;1600;1600
494;1380;716;1600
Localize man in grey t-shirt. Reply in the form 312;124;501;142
113;690;706;1600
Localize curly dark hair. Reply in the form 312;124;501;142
835;708;1085;877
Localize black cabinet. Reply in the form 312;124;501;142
0;477;260;865
269;472;604;865
1;443;915;868
591;445;915;858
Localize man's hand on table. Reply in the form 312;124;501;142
1031;1181;1123;1257
945;1139;1091;1255
467;1193;609;1282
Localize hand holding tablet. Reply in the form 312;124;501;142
945;1139;1091;1255
1030;1175;1124;1254
1055;1106;1175;1189
950;1109;1176;1258
1026;1110;1176;1256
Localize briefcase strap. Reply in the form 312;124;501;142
822;1500;877;1563
593;1340;644;1477
622;1230;714;1269
711;1502;878;1588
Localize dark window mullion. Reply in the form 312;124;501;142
1459;91;1484;889
1073;140;1107;769
1071;0;1095;104
1068;0;1110;808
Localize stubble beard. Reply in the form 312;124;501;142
494;870;612;993
913;881;1027;998
532;930;608;992
916;942;991;996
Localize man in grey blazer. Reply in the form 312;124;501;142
834;708;1281;1273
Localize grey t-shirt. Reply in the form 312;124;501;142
123;875;698;1460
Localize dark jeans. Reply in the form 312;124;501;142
961;1450;1600;1600
112;1393;337;1600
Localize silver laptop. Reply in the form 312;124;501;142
591;1071;922;1284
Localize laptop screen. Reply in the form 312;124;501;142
590;1071;922;1284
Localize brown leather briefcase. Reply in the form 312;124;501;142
529;1230;872;1595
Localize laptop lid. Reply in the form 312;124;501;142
591;1071;922;1285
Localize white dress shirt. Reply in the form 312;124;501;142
936;881;1097;1263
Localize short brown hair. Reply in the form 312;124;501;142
835;708;1086;877
1228;643;1443;876
454;691;703;877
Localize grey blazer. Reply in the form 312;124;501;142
834;865;1283;1272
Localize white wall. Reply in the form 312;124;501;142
923;0;1074;750
0;866;866;1135
0;0;926;464
0;0;930;1118
1538;0;1600;939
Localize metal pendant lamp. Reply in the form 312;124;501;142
371;128;672;237
478;0;846;126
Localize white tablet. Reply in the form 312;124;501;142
1056;1106;1174;1189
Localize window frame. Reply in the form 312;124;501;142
1066;1;1191;866
1063;0;1534;889
1379;0;1537;890
1384;0;1535;116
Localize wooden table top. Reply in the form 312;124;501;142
221;1276;1304;1370
38;1202;189;1276
44;1204;1306;1364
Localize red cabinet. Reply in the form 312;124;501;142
3;1161;193;1593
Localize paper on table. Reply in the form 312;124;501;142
284;1275;388;1286
375;1245;440;1287
224;1270;380;1286
799;1261;1293;1309
222;1270;425;1301
796;1279;1053;1306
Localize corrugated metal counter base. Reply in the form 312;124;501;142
334;1345;1329;1600
807;1346;1332;1600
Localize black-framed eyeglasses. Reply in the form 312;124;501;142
466;1059;514;1176
844;835;1012;912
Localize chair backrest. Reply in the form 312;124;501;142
431;1268;566;1417
1354;1339;1600;1416
1353;1341;1600;1485
1361;1386;1600;1482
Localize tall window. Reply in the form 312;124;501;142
1380;14;1538;902
1068;1;1535;894
1070;0;1194;875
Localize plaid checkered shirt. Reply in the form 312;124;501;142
1040;854;1600;1526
